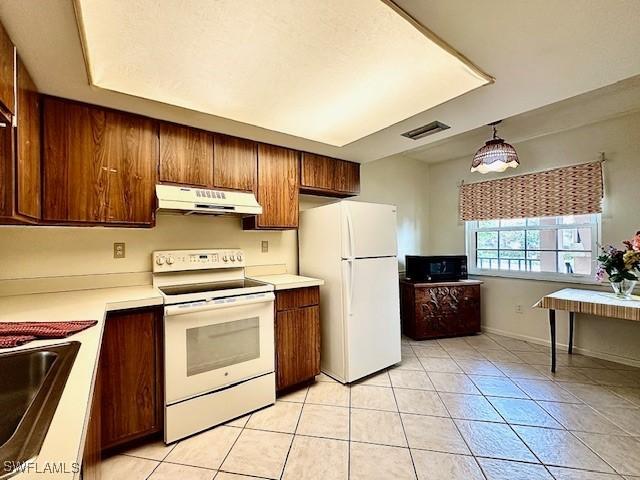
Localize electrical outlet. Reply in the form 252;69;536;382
113;242;126;259
261;240;269;253
515;304;523;314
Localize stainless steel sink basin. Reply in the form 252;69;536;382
0;341;80;479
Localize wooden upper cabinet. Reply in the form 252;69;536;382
213;134;257;192
244;144;299;230
0;22;14;115
159;123;213;187
43;97;158;225
335;159;360;195
104;111;158;224
16;57;40;219
43;99;109;223
300;153;334;192
300;152;360;197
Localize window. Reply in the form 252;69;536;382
466;214;600;282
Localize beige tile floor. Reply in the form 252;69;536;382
103;333;640;480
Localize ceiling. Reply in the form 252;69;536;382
1;0;639;162
74;0;490;147
402;75;640;164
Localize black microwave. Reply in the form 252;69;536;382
405;255;468;282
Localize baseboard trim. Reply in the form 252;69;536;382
482;325;640;369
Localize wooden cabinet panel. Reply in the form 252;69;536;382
300;153;360;197
275;286;320;311
276;305;320;391
43;98;157;225
244;144;299;229
335;160;360;195
400;281;481;340
0;110;12;218
100;308;162;450
16;57;40;219
0;22;14;115
213;134;256;192
105;111;158;225
43;98;109;222
159;123;213;187
300;153;334;191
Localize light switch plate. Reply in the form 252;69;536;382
113;242;126;259
261;240;269;253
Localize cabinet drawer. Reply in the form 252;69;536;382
275;286;320;311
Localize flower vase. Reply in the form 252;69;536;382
610;279;637;300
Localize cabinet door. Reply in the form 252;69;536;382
335;160;360;195
16;57;40;219
104;111;158;224
213;134;256;192
251;144;299;229
100;309;162;450
275;305;320;391
0;109;11;217
43;98;109;222
300;152;334;192
159;123;213;187
0;23;14;115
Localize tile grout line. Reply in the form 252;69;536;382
278;386;308;480
397;343;424;479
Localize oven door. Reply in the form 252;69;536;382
164;291;275;404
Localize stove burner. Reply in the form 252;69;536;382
159;278;268;296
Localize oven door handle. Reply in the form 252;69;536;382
165;292;275;316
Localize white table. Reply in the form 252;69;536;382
534;288;640;371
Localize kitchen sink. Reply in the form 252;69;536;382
0;341;80;479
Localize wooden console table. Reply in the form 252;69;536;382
535;288;640;372
400;279;483;340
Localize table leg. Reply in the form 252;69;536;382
549;309;556;372
568;311;574;355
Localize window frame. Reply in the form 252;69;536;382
465;214;601;284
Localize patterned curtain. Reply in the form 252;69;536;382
459;161;604;221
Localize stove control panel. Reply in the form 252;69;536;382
152;249;245;272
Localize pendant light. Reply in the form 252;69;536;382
470;121;519;173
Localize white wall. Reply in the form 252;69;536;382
358;154;430;270
426;110;640;363
0;214;297;281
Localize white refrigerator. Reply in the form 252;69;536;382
299;201;401;383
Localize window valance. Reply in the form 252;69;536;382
459;161;604;221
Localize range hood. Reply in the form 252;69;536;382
156;185;262;216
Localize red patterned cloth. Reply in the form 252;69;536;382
0;321;98;348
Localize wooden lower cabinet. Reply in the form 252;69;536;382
100;308;163;450
400;280;482;340
275;287;321;391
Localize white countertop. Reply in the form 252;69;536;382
248;273;324;291
0;286;163;480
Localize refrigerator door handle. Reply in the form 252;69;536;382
346;206;355;259
344;259;354;316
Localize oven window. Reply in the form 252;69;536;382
186;317;260;376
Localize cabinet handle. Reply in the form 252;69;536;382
0;122;7;128
110;168;118;173
101;166;108;171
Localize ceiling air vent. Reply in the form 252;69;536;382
401;121;450;140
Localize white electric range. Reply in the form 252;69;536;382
152;249;276;443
